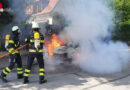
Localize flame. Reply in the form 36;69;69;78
45;34;64;56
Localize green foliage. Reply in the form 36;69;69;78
112;24;130;42
110;0;130;42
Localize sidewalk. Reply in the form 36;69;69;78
0;64;130;90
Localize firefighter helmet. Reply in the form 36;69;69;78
48;17;53;25
12;26;19;32
32;22;40;29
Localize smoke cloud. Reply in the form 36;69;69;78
54;0;130;74
6;0;130;74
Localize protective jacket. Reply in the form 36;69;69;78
25;32;44;53
7;33;20;54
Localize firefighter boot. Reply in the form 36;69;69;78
39;76;47;84
0;76;8;83
17;74;23;79
23;77;29;84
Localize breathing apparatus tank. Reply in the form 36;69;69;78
5;34;10;48
34;32;40;50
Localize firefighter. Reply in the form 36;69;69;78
0;26;23;83
23;22;47;84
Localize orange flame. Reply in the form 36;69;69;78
45;34;64;56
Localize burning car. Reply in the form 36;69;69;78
43;15;80;62
44;33;80;63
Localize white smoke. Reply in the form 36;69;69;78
53;0;130;74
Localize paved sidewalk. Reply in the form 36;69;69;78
0;65;130;90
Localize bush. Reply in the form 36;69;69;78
112;23;130;43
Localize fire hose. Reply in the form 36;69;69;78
0;44;28;59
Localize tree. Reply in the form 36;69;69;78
111;0;130;42
111;0;130;24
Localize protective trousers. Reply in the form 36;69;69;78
1;53;23;78
24;53;45;80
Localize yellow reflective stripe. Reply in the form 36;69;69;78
12;52;15;54
30;39;34;42
15;44;17;47
3;70;8;75
40;68;45;72
29;49;36;52
12;50;19;54
17;71;23;74
6;67;11;72
9;48;19;54
38;49;43;52
17;68;22;71
30;39;44;43
25;69;30;73
15;51;19;53
25;38;28;42
40;73;44;76
24;73;29;77
8;40;14;43
9;48;14;52
40;40;44;43
29;49;43;53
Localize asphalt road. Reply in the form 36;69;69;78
0;63;130;90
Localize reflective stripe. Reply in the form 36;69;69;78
38;49;43;52
40;68;45;72
9;48;19;54
30;39;44;43
15;44;17;47
30;39;34;42
40;40;44;43
14;51;19;53
8;47;19;54
6;67;11;72
17;68;22;71
8;48;14;52
25;69;30;73
25;38;28;42
17;71;23;74
12;50;19;54
29;49;43;53
12;51;16;54
40;73;44;76
24;73;29;77
8;40;14;44
29;49;36;52
3;70;8;75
